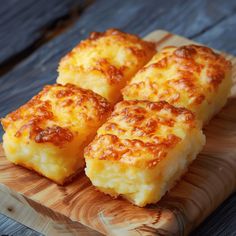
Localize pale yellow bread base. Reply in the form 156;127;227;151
197;70;232;125
2;131;89;185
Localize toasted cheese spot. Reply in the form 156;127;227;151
1;83;111;184
85;101;205;206
57;28;156;104
34;126;73;146
122;44;232;124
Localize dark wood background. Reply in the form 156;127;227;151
0;0;235;235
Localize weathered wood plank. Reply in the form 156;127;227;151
0;0;236;235
193;13;236;54
0;213;42;236
191;193;236;236
0;0;86;65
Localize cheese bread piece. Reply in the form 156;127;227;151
85;100;205;206
57;29;156;104
122;45;232;125
1;84;111;185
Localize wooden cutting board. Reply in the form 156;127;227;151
0;30;236;236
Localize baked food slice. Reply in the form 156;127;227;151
84;100;205;206
122;45;232;125
57;29;156;104
1;84;111;185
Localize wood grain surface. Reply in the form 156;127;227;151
0;189;101;236
0;30;235;236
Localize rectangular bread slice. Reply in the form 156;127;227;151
122;45;232;125
84;100;205;206
57;29;156;104
1;84;111;185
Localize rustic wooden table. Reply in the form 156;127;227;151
0;0;235;235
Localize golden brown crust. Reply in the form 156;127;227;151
87;28;156;53
111;100;195;123
173;45;231;89
60;29;156;84
84;133;180;166
2;84;111;147
85;100;197;168
122;44;232;106
57;29;156;103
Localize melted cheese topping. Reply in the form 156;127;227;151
85;100;198;168
1;84;111;184
57;29;156;103
85;100;205;206
122;45;232;124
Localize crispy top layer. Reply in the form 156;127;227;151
122;44;232;107
85;100;197;168
58;28;156;85
1;84;111;146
